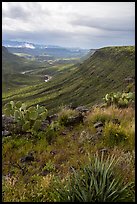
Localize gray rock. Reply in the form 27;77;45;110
96;131;102;138
40;120;49;131
96;126;103;133
2;130;10;137
65;113;84;126
75;106;89;113
94;121;103;129
2;115;15;132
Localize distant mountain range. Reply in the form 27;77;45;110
2;40;93;59
2;40;62;49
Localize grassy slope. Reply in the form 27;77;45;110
2;46;135;114
2;46;135;202
2;105;135;202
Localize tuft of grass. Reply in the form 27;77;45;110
103;122;128;147
58;106;78;126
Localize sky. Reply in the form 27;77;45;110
2;2;135;49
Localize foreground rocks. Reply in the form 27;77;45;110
2;115;15;136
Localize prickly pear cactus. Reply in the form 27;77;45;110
103;91;134;107
3;101;48;135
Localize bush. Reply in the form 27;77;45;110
58;107;77;126
90;113;112;125
103;122;128;147
54;153;134;202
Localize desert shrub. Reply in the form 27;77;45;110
58;107;77;126
103;122;128;147
54;153;134;202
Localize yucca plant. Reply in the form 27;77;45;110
55;152;134;202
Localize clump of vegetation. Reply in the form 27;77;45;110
54;153;134;202
103;122;128;147
45;121;61;144
103;91;134;108
3;101;48;136
42;160;55;173
58;106;78;126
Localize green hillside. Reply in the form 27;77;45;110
2;45;135;202
2;46;135;114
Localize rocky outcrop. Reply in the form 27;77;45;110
75;106;89;113
65;113;84;126
2;115;15;130
2;115;16;136
2;130;10;137
93;121;104;139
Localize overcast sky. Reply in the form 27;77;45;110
2;2;135;49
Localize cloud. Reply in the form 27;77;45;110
2;2;135;48
2;4;30;20
70;16;135;32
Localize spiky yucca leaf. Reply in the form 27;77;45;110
55;152;134;202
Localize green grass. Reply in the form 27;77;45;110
2;46;135;114
2;105;135;202
2;45;135;202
